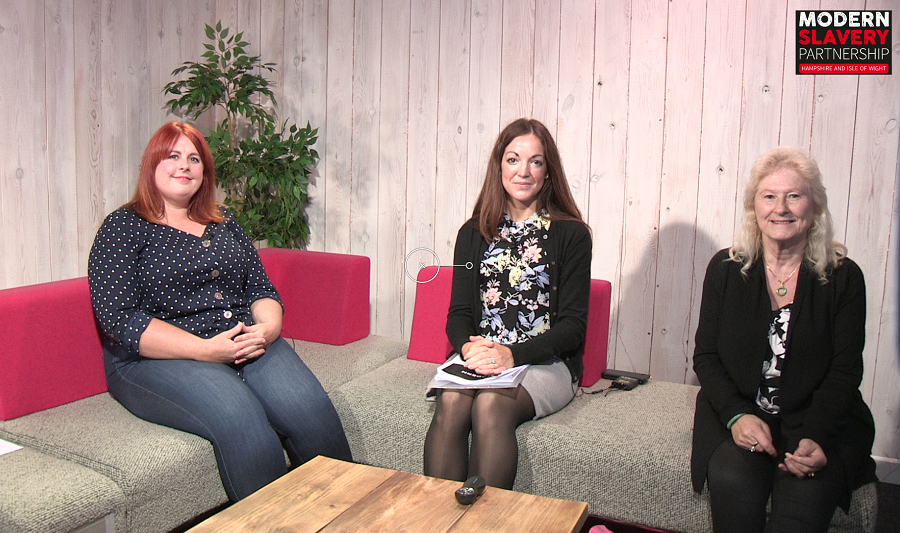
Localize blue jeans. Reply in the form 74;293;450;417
104;337;352;501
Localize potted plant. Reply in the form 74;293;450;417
163;21;317;248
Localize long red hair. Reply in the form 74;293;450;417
125;122;223;224
472;118;585;241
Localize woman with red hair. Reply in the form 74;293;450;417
88;122;351;501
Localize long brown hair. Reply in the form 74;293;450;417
125;122;223;225
472;118;585;241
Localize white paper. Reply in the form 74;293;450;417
427;354;529;390
0;438;23;456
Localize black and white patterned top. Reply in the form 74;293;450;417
756;305;792;414
88;207;281;359
478;212;553;346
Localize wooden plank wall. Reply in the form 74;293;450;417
1;0;898;463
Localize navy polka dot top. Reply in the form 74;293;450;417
88;207;282;359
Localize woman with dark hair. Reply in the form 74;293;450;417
88;122;351;502
423;118;592;489
691;146;876;532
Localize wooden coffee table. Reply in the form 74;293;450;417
187;456;588;532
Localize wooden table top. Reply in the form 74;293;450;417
187;456;588;533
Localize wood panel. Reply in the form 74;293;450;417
324;0;355;253
465;0;503;212
351;0;382;334
688;0;747;385
402;0;441;339
1;0;50;286
72;0;104;276
46;0;80;281
434;0;471;267
650;0;706;383
555;0;595;214
587;0;630;366
2;0;899;463
499;0;535;125
614;0;668;374
375;0;411;338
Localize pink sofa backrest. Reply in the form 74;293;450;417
0;248;371;420
406;266;611;387
258;248;370;345
0;278;107;421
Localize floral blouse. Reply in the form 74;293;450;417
478;212;553;346
756;305;792;414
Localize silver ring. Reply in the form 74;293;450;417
491;358;496;365
750;444;756;453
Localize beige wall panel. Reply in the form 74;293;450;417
587;0;630;366
46;0;80;281
733;0;787;224
532;0;561;129
615;0;668;374
324;0;355;253
650;0;705;384
351;0;382;336
287;0;322;241
291;0;329;252
0;0;49;287
403;0;441;339
778;0;817;149
375;0;411;339
434;0;471;268
499;0;535;125
73;0;104;274
465;0;503;212
687;0;747;386
555;0;594;214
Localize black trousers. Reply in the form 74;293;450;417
707;437;845;533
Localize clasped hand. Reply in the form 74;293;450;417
206;322;272;365
460;336;514;376
731;414;826;478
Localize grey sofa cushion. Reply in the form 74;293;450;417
0;395;227;533
330;356;437;473
0;447;124;533
292;335;410;392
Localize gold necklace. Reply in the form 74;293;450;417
766;262;800;297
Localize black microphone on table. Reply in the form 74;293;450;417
455;476;486;505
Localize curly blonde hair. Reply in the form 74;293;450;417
729;146;846;282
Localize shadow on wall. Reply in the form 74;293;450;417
611;221;718;386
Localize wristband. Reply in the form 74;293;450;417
726;413;747;430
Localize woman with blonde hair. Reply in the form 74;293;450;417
691;146;876;532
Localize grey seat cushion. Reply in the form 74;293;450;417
0;395;227;533
292;335;410;392
0;447;124;533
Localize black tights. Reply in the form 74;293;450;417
707;438;845;533
423;386;536;489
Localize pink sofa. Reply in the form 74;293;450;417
0;248;371;533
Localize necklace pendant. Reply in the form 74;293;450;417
776;286;788;297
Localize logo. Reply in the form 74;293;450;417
796;11;891;74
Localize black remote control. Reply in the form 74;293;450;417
454;476;486;505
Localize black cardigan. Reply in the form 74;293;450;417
691;248;877;503
445;218;592;382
